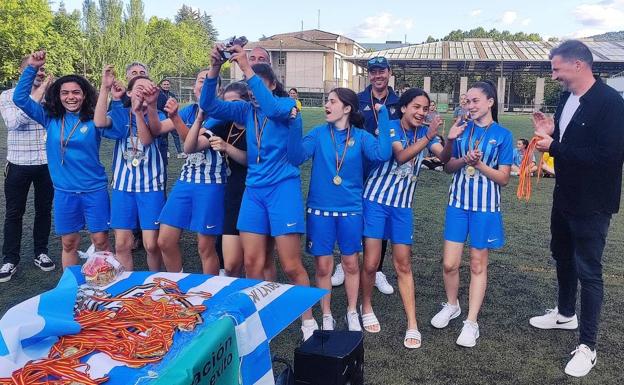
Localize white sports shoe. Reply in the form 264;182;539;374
0;263;17;283
322;314;335;331
331;263;345;286
564;344;596;377
529;307;578;330
431;302;461;329
375;271;394;295
345;310;362;331
456;320;479;347
301;319;319;341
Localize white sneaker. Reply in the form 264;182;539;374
529;307;578;330
345;310;362;331
565;344;596;377
375;271;394;295
0;263;17;282
322;314;335;331
33;254;55;271
301;319;319;341
431;302;461;329
456;320;479;347
331;263;345;286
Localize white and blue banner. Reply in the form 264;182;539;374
0;267;326;385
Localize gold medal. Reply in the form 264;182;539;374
348;138;355;147
411;175;418;183
131;158;140;167
466;165;476;177
333;175;342;185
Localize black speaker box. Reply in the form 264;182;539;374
293;330;364;385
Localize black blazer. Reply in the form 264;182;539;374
549;78;624;215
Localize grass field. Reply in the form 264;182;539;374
1;109;623;384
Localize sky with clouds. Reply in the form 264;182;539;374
60;0;624;43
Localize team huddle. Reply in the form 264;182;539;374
2;39;623;379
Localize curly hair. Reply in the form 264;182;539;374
43;75;97;121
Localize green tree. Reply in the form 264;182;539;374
0;0;53;83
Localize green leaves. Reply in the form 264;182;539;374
0;0;218;85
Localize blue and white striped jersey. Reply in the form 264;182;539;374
104;108;166;192
448;121;514;212
363;120;439;208
177;105;228;184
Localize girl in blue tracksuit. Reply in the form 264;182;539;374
201;43;317;339
94;66;166;271
430;81;513;348
288;88;391;331
361;88;452;349
13;51;110;268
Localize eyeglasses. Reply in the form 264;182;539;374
367;57;386;64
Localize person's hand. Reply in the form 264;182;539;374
210;44;226;68
447;117;467;140
164;97;179;118
101;65;115;89
142;82;159;106
208;136;228;153
535;131;554;152
427;115;442;138
532;112;555;136
131;90;145;113
111;80;126;100
28;50;46;69
464;150;481;166
289;107;298;119
41;74;54;90
229;45;250;73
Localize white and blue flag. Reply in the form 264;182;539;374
0;268;325;385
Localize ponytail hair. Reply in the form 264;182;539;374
470;80;498;122
330;87;365;128
251;63;288;97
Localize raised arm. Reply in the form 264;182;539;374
131;91;154;146
161;98;190;140
199;45;249;122
143;82;162;139
184;109;210;154
362;104;392;162
12;51;49;127
229;45;295;120
287;112;315;166
95;65;114;128
393;113;439;164
438;117;466;164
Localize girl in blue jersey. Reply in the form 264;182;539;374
288;88;391;331
361;88;451;349
94;66;165;271
13;51;110;268
430;81;513;348
155;74;248;276
202;43;318;339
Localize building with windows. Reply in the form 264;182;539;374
230;29;367;104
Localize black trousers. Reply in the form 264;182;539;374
2;162;53;264
551;206;612;349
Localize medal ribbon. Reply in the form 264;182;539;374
224;122;246;168
400;122;418;174
370;89;388;127
60;115;82;165
329;124;351;178
253;110;268;163
127;109;138;159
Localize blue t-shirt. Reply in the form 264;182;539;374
364;120;439;208
287;109;391;213
512;148;536;167
102;107;166;192
448;121;514;212
13;66;108;192
200;75;299;187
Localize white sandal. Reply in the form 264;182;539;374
361;311;381;333
404;329;422;349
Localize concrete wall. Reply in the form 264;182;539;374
285;51;325;90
